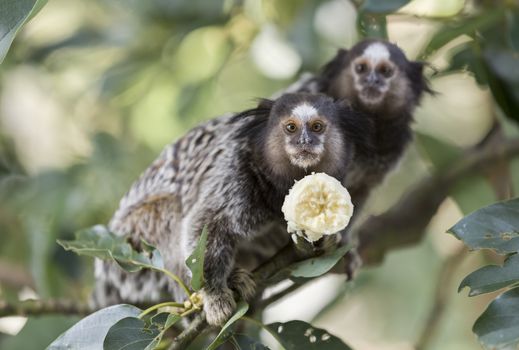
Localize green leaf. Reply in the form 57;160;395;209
290;244;351;278
103;317;160;350
139;312;182;350
264;320;352;350
164;313;182;329
460;254;519;297
483;47;519;124
0;0;48;63
185;225;208;291
47;304;142;349
448;198;519;254
445;43;489;85
360;0;410;14
473;287;519;349
57;225;164;273
420;9;504;59
207;302;249;350
270;245;351;282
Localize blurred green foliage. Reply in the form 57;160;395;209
1;0;519;349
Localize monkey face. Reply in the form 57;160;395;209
257;93;350;180
281;103;328;169
325;39;429;115
349;42;397;107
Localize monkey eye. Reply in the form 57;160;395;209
311;121;324;133
285;122;297;133
355;63;367;74
378;64;394;78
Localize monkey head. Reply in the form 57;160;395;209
323;39;432;116
254;93;357;182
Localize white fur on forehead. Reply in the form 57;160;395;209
362;42;390;62
291;103;318;121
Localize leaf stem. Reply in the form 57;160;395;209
154;267;192;298
139;301;185;318
180;307;200;318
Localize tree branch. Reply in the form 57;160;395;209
358;136;519;265
167;136;519;349
2;136;519;350
168;311;209;350
0;299;92;318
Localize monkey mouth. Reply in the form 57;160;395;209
288;148;323;169
360;87;385;105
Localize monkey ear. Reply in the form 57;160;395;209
231;98;274;122
256;98;275;110
407;61;436;96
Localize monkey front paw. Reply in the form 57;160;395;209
201;287;236;326
228;267;256;301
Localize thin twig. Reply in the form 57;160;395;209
0;299;93;317
257;281;306;310
358;137;519;265
168;136;519;349
2;136;519;349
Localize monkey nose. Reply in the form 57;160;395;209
365;72;381;86
298;137;313;145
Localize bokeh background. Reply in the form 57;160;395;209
1;0;518;349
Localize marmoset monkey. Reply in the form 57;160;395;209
93;93;371;326
291;39;433;211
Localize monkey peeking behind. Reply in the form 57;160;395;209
93;92;371;326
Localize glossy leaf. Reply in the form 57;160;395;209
57;225;164;273
103;317;160;350
185;225;208;291
445;43;489;85
448;198;519;254
360;0;410;13
0;0;48;63
47;304;141;349
290;244;351;278
103;312;181;350
483;48;519;124
270;244;351;282
144;312;182;350
207;302;249;350
460;254;519;296
473;287;519;349
265;320;352;350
